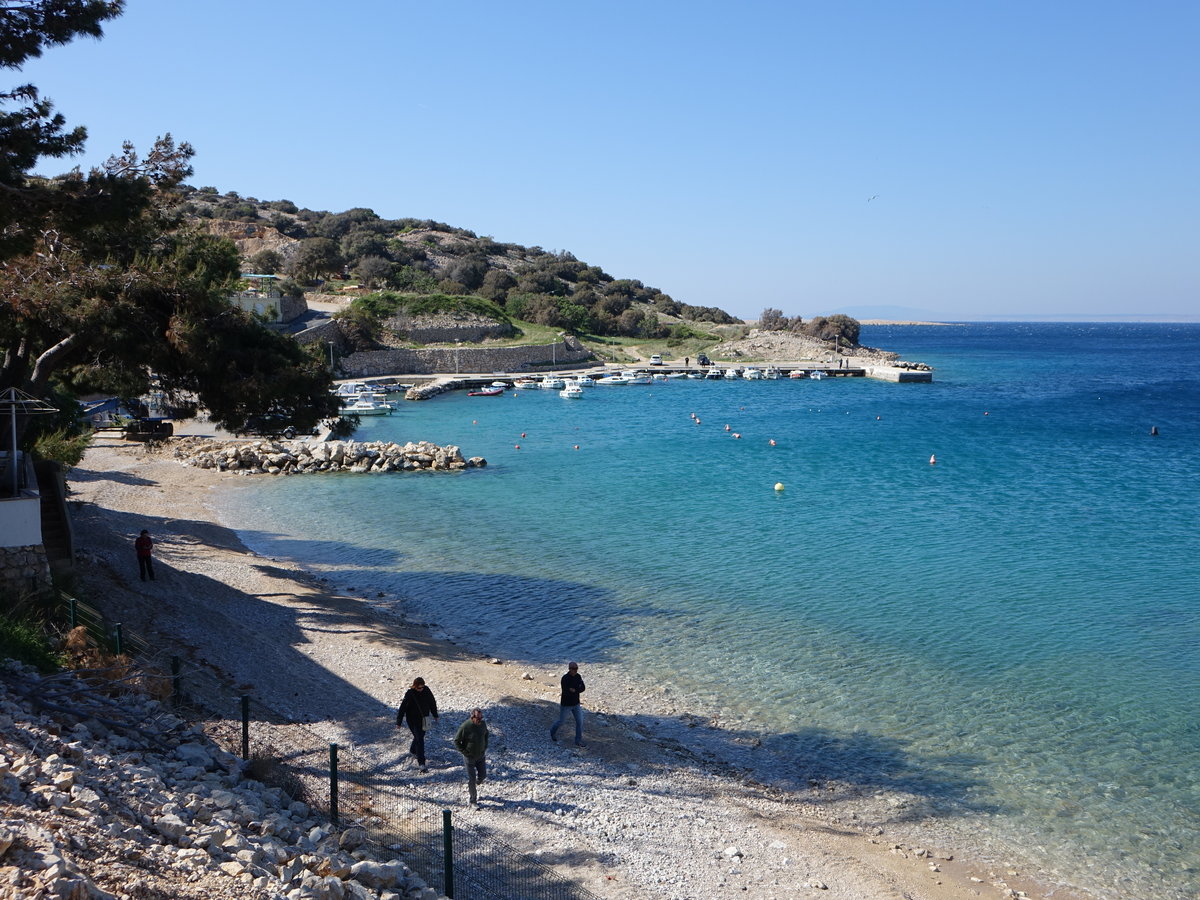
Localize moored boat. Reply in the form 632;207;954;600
468;386;504;396
560;384;585;399
742;367;764;380
340;397;394;416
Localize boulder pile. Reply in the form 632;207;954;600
0;660;444;899
168;438;486;475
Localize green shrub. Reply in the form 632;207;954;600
0;615;63;672
33;427;92;468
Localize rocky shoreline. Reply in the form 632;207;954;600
0;661;442;900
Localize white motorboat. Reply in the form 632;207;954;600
687;371;706;379
724;368;741;380
652;372;669;382
809;370;827;380
596;372;633;385
513;378;539;390
789;370;808;379
540;376;566;390
666;371;688;379
569;374;596;387
560;384;585;399
706;367;724;380
624;372;654;384
340;398;394;416
764;366;781;379
742;367;764;380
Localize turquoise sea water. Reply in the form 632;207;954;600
225;323;1199;899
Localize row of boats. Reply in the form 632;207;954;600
332;366;833;414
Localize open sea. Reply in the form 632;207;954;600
223;323;1199;900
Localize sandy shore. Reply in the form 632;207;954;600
65;429;1089;900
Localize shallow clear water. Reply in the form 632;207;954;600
225;323;1200;899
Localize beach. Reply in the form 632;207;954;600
63;428;1090;900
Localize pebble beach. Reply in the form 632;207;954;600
60;429;1092;900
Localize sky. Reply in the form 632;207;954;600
17;0;1200;321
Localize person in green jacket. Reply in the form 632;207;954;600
453;708;489;805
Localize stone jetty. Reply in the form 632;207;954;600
168;437;486;475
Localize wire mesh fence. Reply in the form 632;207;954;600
50;592;603;900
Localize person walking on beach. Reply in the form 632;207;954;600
396;677;439;771
550;662;586;746
454;708;490;805
134;529;155;582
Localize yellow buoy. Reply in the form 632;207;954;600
774;482;785;491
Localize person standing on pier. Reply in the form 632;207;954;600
550;662;586;746
396;677;439;771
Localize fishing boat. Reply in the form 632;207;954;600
513;378;539;390
540;376;566;390
764;366;781;379
809;370;826;380
559;384;585;399
706;367;724;380
724;368;741;380
742;367;764;380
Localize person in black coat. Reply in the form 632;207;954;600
550;662;586;746
396;677;439;770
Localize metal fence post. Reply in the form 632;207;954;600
68;597;77;629
442;808;454;898
241;695;250;759
113;623;123;656
329;743;339;826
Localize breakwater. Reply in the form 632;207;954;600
168;437;486;475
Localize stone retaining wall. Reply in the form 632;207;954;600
340;340;591;377
0;545;51;595
169;437;486;475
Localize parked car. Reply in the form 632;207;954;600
649;354;664;365
697;353;712;367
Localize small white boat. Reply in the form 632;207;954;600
596;372;633;385
687;371;706;379
513;378;539;390
742;367;764;380
651;372;669;382
706;367;724;380
560;384;584;399
569;374;596;387
724;368;741;380
540;376;566;390
789;370;808;379
491;381;510;388
340;398;394;416
764;366;781;380
809;370;826;380
625;372;654;385
666;371;688;379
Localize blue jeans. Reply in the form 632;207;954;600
551;704;583;744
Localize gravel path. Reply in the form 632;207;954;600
63;432;1087;900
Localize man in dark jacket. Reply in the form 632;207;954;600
396;677;438;771
550;662;586;746
134;529;155;581
454;708;490;804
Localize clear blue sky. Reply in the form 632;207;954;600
20;0;1199;321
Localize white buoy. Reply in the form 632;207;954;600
929;454;937;465
774;482;785;491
